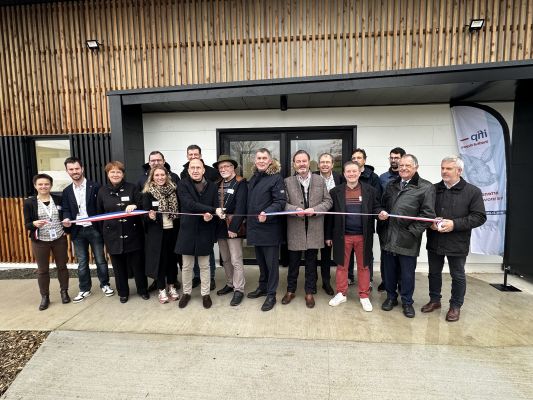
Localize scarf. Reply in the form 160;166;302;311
297;173;311;200
148;182;178;219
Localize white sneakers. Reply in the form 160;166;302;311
360;297;373;312
167;285;180;301
73;291;91;303
329;292;347;307
101;285;115;297
158;289;169;304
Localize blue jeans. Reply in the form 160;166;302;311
382;251;417;305
193;249;216;280
427;251;467;308
73;226;110;291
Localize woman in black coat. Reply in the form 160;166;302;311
23;173;71;310
97;161;148;303
142;165;180;304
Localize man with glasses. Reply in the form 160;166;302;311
379;154;435;318
137;150;180;190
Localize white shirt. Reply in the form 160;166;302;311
321;172;336;192
73;178;91;227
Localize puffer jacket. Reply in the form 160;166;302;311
359;164;383;199
246;159;286;246
426;178;486;257
381;173;436;257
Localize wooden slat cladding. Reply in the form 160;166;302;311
1;0;532;136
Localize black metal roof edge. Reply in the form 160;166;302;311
0;0;76;5
108;59;533;97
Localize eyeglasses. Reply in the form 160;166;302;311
389;157;401;161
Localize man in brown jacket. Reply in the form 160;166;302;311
282;150;333;308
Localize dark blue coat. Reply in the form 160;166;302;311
175;177;218;256
62;179;101;239
246;160;286;246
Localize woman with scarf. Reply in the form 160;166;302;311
142;165;181;304
97;161;149;303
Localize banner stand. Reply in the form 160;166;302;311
490;264;521;292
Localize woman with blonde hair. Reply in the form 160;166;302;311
142;166;181;304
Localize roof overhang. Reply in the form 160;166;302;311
108;60;533;112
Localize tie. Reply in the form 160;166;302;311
401;180;407;190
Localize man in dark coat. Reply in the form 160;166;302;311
175;158;220;309
313;152;344;295
325;161;385;312
379;154;436;318
137;150;180;191
62;156;114;302
246;148;286;312
422;156;486;322
180;144;220;290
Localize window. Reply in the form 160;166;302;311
35;139;71;192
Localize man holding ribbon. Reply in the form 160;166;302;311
246;148;286;312
422;156;486;322
282;150;332;308
379;154;436;318
326;161;385;312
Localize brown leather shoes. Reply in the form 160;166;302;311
421;301;441;313
202;294;213;309
305;294;315;308
281;292;295;305
178;294;191;309
446;307;460;322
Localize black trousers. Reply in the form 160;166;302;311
157;229;178;290
427;251;467;308
110;249;147;297
318;246;333;284
255;245;279;297
287;249;318;294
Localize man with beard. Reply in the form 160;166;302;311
246;148;286;312
62;157;115;302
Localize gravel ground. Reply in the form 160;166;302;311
0;331;49;396
0;268;113;280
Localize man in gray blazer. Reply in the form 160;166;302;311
282;150;333;308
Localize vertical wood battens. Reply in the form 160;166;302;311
0;0;532;137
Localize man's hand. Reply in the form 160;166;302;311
304;207;315;216
295;207;305;217
378;211;389;220
325;240;332;247
203;212;213;222
148;210;156;221
438;219;454;233
228;231;238;238
62;218;72;227
215;208;226;219
430;217;442;231
258;211;267;223
33;220;48;228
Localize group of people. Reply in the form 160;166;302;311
23;144;486;322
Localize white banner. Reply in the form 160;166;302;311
451;105;507;256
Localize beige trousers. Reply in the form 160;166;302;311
218;238;245;292
182;255;210;296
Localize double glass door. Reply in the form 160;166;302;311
219;126;355;262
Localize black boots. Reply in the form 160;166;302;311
60;290;71;304
39;295;50;311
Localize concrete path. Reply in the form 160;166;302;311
1;269;533;399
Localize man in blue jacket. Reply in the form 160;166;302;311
62;157;114;303
246;148;286;311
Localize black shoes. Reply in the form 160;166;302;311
60;290;71;304
322;283;334;296
203;295;213;309
230;291;244;306
217;285;233;296
119;296;128;304
377;282;386;292
39;295;50;311
147;280;158;292
402;304;415;318
261;296;276;312
247;288;267;299
381;297;399;311
210;279;216;291
192;277;201;288
140;293;150;300
179;294;191;308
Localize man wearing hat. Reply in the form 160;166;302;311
213;155;248;306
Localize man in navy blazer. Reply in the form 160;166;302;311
62;157;115;303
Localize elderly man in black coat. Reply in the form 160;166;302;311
422;156;486;322
175;158;221;309
246;148;286;312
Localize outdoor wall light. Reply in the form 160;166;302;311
468;19;485;32
86;39;101;51
280;95;288;111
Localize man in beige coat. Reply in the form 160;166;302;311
282;150;333;308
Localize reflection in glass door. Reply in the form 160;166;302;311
229;139;281;179
289;137;343;175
